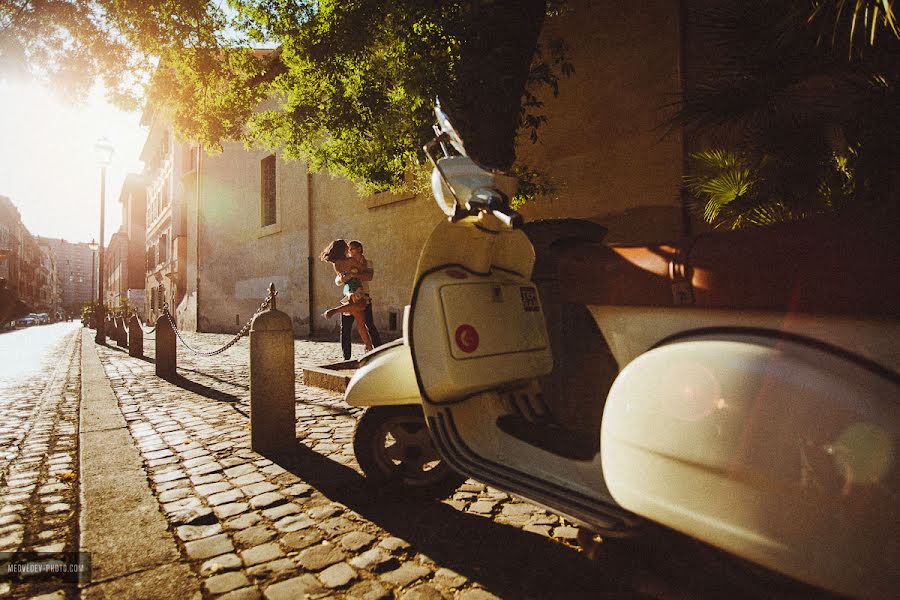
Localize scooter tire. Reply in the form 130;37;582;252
353;405;467;500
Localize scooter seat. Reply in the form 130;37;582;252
554;217;898;316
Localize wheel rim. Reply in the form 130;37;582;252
370;414;448;487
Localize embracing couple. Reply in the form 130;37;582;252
320;239;382;359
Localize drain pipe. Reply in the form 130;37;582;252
306;168;314;337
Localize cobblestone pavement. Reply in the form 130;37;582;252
1;324;82;599
98;330;659;600
0;326;790;599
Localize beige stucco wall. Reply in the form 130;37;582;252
307;176;442;342
194;143;311;336
516;0;686;244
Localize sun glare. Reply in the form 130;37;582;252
0;80;147;245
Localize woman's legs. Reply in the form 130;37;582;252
323;300;373;351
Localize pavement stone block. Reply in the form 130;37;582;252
379;537;411;553
319;562;357;588
217;587;262;600
171;506;217;526
189;461;224;476
159;487;192;503
185;533;235;560
282;484;312;497
263;574;326;600
164;496;203;514
400;584;447;600
240;481;277;496
204;571;251;595
224;464;257;478
273;514;315;533
209;489;245;506
249;492;286;510
340;531;376;552
234;525;275;548
214;502;249;520
176;523;223;541
297;543;345;571
241;542;285;567
225;512;262;530
231;472;265;487
200;553;243;576
195;482;233;497
346;580;392;600
260;503;300;521
349;548;394;571
381;562;432;587
307;505;341;520
191;473;225;486
433;567;467;589
317;517;356;538
279;529;324;552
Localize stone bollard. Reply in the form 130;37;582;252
116;316;128;347
128;315;143;357
250;292;295;455
155;313;176;377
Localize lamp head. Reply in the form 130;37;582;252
88;239;98;251
94;137;115;167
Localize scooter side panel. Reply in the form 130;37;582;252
600;335;900;598
344;344;422;407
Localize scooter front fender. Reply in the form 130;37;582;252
345;341;422;408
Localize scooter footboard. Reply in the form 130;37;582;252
600;333;899;598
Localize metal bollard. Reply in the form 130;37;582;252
250;286;295;454
128;315;143;357
155;313;176;377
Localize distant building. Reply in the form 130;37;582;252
100;174;148;316
1;195;58;316
37;236;96;316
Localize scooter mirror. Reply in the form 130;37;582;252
435;102;467;157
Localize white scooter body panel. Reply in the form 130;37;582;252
411;267;552;403
345;341;421;407
601;333;900;599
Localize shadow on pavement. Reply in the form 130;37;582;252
160;373;242;403
264;441;650;600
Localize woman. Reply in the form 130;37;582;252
320;239;374;351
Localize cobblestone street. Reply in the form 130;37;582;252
0;326;770;600
98;330;618;599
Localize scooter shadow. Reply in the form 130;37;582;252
262;441;651;599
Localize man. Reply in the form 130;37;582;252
336;240;382;360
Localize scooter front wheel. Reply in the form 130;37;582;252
353;405;466;499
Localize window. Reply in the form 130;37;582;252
159;234;168;264
260;155;276;227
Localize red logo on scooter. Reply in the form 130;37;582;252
454;324;480;353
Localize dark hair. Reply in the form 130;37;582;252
348;240;363;251
320;239;348;262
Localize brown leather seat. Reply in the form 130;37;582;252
554;217;899;317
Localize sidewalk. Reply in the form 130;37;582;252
69;329;607;599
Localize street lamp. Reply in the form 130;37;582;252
94;137;114;344
88;239;98;328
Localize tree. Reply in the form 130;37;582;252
2;0;571;194
677;0;899;229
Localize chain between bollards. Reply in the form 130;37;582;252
161;284;279;357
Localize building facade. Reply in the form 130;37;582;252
37;237;96;317
1;196;62;319
103;173;148;315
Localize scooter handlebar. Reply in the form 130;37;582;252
491;206;524;229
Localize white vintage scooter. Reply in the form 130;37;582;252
345;104;900;598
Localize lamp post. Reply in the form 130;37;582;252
88;239;98;328
94;137;114;344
